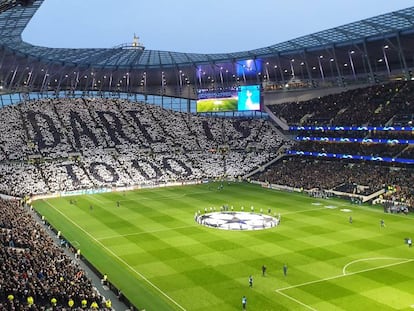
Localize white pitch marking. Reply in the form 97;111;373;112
276;288;318;311
44;201;187;311
342;257;412;275
277;258;414;292
275;258;414;310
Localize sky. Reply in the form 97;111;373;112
22;0;414;54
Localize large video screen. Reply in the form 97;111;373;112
196;85;261;113
196;89;238;112
238;85;261;111
236;59;262;78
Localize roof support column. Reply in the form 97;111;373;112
7;64;19;90
14;58;32;91
55;67;67;95
302;51;314;87
317;55;325;82
348;50;357;80
276;54;285;86
362;40;375;84
330;47;343;86
395;33;409;79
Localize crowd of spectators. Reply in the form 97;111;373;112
0;97;292;310
0;91;412;200
1;85;414;310
276;81;414;177
0;97;290;196
268;80;414;126
3;80;414;311
0;199;111;310
254;157;414;208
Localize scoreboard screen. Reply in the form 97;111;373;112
196;85;261;113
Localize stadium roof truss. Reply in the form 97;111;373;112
0;0;413;99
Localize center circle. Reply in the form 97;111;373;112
195;211;280;231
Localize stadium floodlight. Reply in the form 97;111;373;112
382;45;391;76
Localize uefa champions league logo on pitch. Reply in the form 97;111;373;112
195;211;280;231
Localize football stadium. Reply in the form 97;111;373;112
1;1;414;310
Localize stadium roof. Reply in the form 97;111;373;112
1;1;413;69
0;1;413;99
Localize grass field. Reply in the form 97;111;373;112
32;182;414;311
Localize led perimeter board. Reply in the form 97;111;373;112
196;85;261;113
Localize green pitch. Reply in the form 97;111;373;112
32;182;414;311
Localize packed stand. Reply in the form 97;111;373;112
0;199;111;310
254;157;414;209
0;98;290;196
268;80;414;126
279;81;414;165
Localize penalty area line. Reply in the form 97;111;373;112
43;201;187;311
275;258;414;309
342;257;414;275
278;258;414;292
275;289;317;311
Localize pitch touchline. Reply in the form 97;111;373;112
96;224;199;241
44;201;187;311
